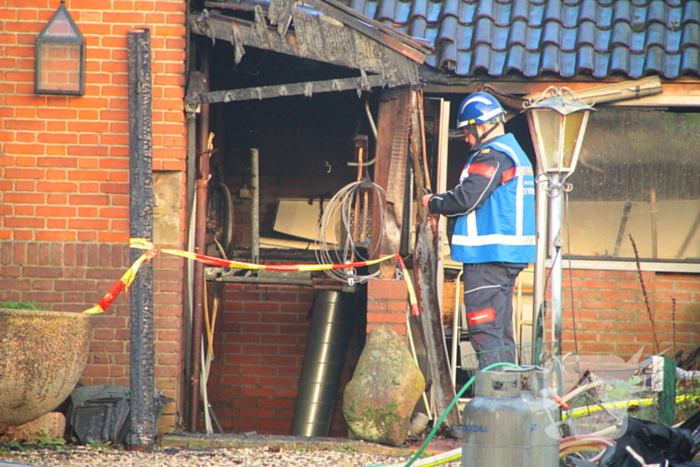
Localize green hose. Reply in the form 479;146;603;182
400;362;523;467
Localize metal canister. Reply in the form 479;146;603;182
520;367;560;467
461;370;532;467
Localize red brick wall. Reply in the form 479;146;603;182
0;0;188;432
207;283;364;436
366;279;408;337
366;270;699;363
547;269;700;359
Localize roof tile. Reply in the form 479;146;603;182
343;0;700;79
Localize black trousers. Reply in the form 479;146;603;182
462;262;524;369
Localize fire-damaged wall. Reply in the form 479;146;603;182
202;84;378;434
208;90;375;247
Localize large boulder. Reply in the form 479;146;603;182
343;326;425;446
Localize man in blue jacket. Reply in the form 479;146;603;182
422;92;536;368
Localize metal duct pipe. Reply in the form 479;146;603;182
291;290;355;437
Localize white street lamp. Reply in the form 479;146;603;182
524;87;595;360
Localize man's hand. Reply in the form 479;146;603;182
421;193;432;210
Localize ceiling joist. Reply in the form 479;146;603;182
191;74;386;104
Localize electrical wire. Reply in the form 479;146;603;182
314;179;387;284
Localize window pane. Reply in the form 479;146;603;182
565;108;700;261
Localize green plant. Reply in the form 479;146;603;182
0;440;22;451
35;430;66;445
0;301;42;310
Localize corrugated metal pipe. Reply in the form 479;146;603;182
291;290;356;437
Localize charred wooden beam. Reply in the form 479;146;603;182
302;0;433;62
203;0;431;62
370;87;411;278
196;75;383;104
188;10;419;87
127;27;156;450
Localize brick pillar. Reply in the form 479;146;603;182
366;279;408;338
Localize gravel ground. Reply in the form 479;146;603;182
1;445;458;467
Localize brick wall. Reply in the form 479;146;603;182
366;279;408;337
546;269;700;359
207;283;365;436
366;269;699;363
0;0;188;432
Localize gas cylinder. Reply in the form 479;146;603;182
520;367;560;467
461;370;532;467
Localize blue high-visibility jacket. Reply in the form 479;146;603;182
441;134;536;264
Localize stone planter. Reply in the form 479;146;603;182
0;309;92;426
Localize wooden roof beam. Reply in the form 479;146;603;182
190;75;387;104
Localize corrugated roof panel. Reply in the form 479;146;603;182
345;0;700;79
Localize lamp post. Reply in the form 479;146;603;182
524;87;594;359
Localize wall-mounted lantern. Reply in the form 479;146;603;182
523;87;594;362
35;0;85;96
